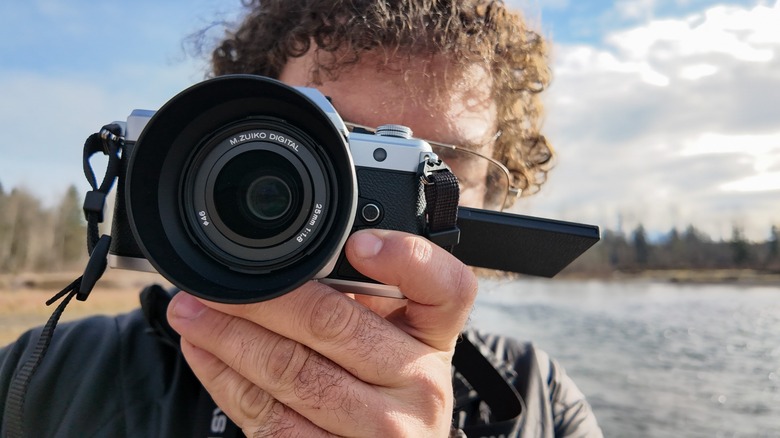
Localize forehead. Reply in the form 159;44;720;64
279;54;498;148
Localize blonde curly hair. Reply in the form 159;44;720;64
210;0;554;199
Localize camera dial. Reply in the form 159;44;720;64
375;124;413;139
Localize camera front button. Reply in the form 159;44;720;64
361;203;382;224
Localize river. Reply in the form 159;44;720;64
470;278;780;437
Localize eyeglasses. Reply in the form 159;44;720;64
345;122;521;211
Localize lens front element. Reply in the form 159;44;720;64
213;149;305;242
245;175;292;221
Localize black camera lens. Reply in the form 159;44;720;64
124;75;357;303
187;126;325;265
213;150;302;241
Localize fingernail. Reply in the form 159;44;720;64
172;293;206;320
352;231;383;259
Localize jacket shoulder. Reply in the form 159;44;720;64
0;284;195;437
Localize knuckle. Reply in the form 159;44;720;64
291;353;349;405
234;383;275;422
407;235;434;268
453;263;478;303
264;337;308;385
246;400;297;438
264;339;349;407
310;293;413;376
374;416;407;437
395;369;451;429
415;372;450;412
307;291;358;343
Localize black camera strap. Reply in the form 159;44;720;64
420;159;461;252
452;335;525;436
3;125;123;438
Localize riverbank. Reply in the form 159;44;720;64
1;267;776;346
0;270;171;346
560;268;780;287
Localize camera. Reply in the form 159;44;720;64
106;75;600;304
108;75;453;303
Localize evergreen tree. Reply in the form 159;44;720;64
767;225;779;266
632;224;650;267
682;224;711;268
729;226;750;267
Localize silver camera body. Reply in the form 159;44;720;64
107;75;442;302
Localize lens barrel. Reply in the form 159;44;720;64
184;120;331;270
125;75;357;303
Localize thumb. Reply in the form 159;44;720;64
345;229;478;351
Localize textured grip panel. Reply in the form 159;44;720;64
109;144;145;259
352;167;425;233
330;167;425;282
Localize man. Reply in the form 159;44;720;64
1;1;602;436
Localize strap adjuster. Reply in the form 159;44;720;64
419;156;460;252
83;190;107;223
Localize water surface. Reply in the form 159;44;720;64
471;278;780;437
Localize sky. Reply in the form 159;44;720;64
1;0;778;242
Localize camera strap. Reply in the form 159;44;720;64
2;125;124;438
452;335;525;436
420;159;461;252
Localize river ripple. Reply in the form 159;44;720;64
471;278;780;437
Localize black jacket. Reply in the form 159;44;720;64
0;285;602;437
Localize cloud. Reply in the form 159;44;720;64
2;0;777;244
519;1;780;241
615;0;658;20
0;1;227;204
608;3;778;63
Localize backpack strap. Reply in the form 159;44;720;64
452;335;525;436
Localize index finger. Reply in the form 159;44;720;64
186;281;441;388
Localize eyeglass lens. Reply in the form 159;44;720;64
430;145;509;211
343;122;510;211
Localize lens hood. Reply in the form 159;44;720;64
125;75;356;303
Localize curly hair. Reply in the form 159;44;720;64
210;0;554;199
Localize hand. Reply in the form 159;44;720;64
167;229;478;437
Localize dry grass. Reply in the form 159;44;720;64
610;268;780;286
0;270;172;346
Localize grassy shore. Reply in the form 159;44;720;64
2;267;777;347
0;270;171;346
573;268;780;286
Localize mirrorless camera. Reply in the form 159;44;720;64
106;75;600;303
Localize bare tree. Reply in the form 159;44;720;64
53;185;87;269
